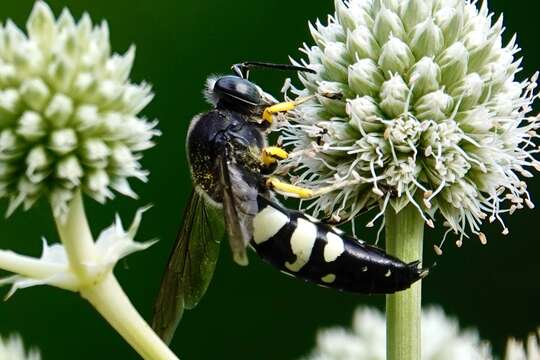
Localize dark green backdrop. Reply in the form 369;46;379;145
0;1;538;359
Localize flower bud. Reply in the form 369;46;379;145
44;93;74;128
56;155;83;185
16;112;46;142
26;146;51;183
435;6;464;46
316;81;349;116
27;1;56;49
348;59;384;97
347;26;380;61
456;106;493;133
438;42;469;87
85;169;111;203
0;130;20;157
400;0;430;31
378;36;414;75
73;105;100;131
450;73;483;111
347;96;384;133
373;8;404;45
415;90;454;121
47;57;75;93
322;42;350;82
81;139;110;168
409;57;441;98
20;78;50;112
310;20;345;48
410;19;444;59
0;89;21;125
72;72;97;98
379;74;410;118
49;129;78;155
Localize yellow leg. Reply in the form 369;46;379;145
266;177;314;198
261;146;289;166
262;96;314;124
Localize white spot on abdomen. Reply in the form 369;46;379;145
253;206;289;244
324;232;345;262
321;274;336;283
285;218;317;272
332;226;344;235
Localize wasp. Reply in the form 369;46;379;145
152;62;428;343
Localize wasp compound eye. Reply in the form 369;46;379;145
213;76;262;111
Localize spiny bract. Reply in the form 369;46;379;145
282;0;539;249
0;2;158;218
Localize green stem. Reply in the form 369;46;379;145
54;191;179;360
385;203;424;360
54;191;96;281
81;274;178;360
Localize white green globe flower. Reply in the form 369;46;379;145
0;1;158;219
0;4;177;359
0;335;40;360
281;0;539;249
301;306;493;360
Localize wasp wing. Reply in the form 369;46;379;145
152;190;224;344
218;152;260;266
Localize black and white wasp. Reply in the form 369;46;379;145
151;62;428;343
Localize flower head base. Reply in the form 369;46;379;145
282;0;539;247
0;207;155;297
0;335;40;360
301;306;493;360
0;2;158;218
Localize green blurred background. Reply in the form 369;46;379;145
0;0;538;359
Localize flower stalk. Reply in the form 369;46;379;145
385;203;424;360
53;192;178;360
82;274;177;360
54;191;96;281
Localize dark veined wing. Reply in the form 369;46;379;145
218;152;260;266
152;190;224;344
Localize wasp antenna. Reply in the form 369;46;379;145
232;61;316;79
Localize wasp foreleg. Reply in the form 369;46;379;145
262;96;314;124
261;146;289;166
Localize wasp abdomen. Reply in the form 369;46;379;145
251;196;427;294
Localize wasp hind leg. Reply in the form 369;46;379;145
266;177;314;199
265;175;358;200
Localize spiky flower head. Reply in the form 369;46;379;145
282;0;539;248
0;2;157;218
0;335;40;360
301;306;493;360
